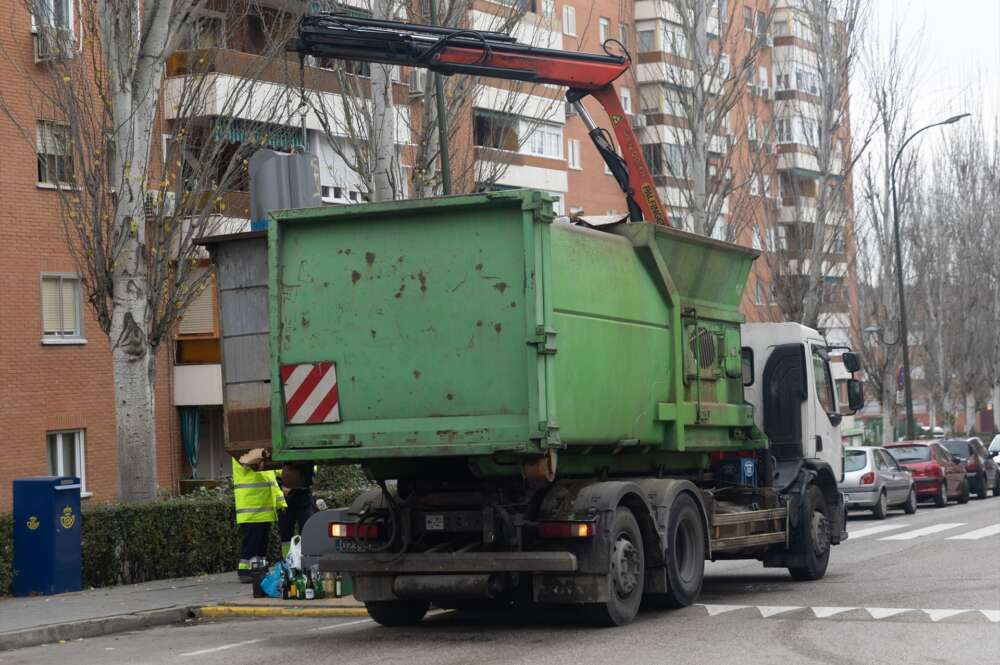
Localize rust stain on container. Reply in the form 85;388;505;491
413;369;422;380
370;329;377;339
510;301;517;308
351;270;361;284
446;393;454;400
476;320;483;327
475;263;483;271
301;315;310;328
494;282;508;294
494;323;502;335
417;271;427;293
365;251;376;266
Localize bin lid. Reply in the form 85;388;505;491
13;476;80;487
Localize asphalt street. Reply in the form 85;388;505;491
4;496;998;665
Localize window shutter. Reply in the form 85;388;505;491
60;278;76;333
179;269;216;336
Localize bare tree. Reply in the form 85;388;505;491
1;1;297;500
765;0;869;330
636;0;768;238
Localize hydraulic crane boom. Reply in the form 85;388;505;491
293;13;668;224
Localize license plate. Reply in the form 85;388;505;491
425;514;444;531
334;539;375;553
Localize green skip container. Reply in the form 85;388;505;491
269;190;764;479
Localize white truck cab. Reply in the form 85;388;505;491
741;323;865;487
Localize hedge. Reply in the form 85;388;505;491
0;468;371;596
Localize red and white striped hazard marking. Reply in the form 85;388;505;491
280;362;341;424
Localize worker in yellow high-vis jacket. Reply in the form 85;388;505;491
232;457;287;583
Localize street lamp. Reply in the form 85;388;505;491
889;113;970;440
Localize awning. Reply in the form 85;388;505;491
212;119;304;151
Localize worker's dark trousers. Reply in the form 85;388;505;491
279;490;316;550
239;522;272;571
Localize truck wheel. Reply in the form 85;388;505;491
974;474;988;500
933;481;948;507
957;479;970;504
788;484;831;582
871;490;888;520
583;507;645;627
646;493;705;609
902;487;918;515
365;600;430;627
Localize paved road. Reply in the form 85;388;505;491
4;496;998;665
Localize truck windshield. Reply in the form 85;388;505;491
844;450;867;472
888;446;930;462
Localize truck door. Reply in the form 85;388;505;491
761;343;809;463
808;345;843;478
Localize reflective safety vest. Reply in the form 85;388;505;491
232;458;287;524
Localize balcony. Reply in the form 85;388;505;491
174;364;223;407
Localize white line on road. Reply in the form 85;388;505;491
880;523;966;540
312;618;374;632
945;523;1000;540
758;606;801;617
847;523;912;539
812;607;855;618
180;639;266;657
924;609;969;622
865;608;912;619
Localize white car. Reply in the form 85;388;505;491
839;446;917;519
989;434;1000;458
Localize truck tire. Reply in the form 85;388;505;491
933;481;948;507
957;478;970;504
871;490;888;520
365;600;430;627
646;493;705;609
788;484;831;582
583;507;645;627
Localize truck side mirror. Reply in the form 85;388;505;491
846;378;864;413
841;352;861;373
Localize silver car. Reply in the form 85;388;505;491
840;446;917;519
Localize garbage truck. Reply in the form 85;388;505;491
207;189;864;627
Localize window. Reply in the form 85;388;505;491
759;65;768;89
541;0;554;18
37;120;74;185
620;87;632;114
719;54;731;78
522;121;563;158
755;281;765;305
743;6;753;31
812;347;836;414
756;10;766;38
567;138;582;169
665;143;685;178
619;22;629;47
750;176;759;196
776;72;790;90
747;119;757;141
41;274;82;341
32;0;72;31
637;27;656;52
762;174;771;197
47;430;87;495
751;226;762;250
642;143;663;175
776;118;792;143
664;25;687;56
599;17;610;43
474;110;519;151
639;85;661;113
562;6;576;36
178;267;217;336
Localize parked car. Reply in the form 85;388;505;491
989;434;1000;458
885;441;969;507
940;437;999;499
840;446;916;518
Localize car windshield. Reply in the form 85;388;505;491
990;436;1000;453
941;440;970;458
844;450;867;472
888;445;930;462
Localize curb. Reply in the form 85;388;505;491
198;605;369;618
0;606;197;653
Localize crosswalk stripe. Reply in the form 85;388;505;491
758;606;801;617
880;523;966;540
867;607;912;619
702;604;748;616
981;610;1000;623
924;609;970;622
946;523;1000;540
847;523;911;539
812;607;855;618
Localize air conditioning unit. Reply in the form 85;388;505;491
409;69;428;96
630;114;647;130
144;191;176;218
34;26;74;63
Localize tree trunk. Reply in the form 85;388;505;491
881;380;894;444
964;392;975;433
370;0;397;202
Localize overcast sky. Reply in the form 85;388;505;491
869;0;1000;129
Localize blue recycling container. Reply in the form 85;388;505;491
13;476;82;596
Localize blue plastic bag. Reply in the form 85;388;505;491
260;561;289;599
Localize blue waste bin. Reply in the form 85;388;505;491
13;476;82;596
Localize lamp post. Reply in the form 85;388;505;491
889;113;970;440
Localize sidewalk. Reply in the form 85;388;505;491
0;572;366;652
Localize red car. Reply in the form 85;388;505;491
886;441;970;507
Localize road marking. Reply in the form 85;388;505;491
981;610;1000;622
758;606;800;617
312;618;374;632
180;639;266;657
866;608;912;619
946;523;1000;540
880;523;966;540
847;523;911;539
812;606;855;618
703;604;748;616
924;609;970;622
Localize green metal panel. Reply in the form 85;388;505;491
267;190;766;476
